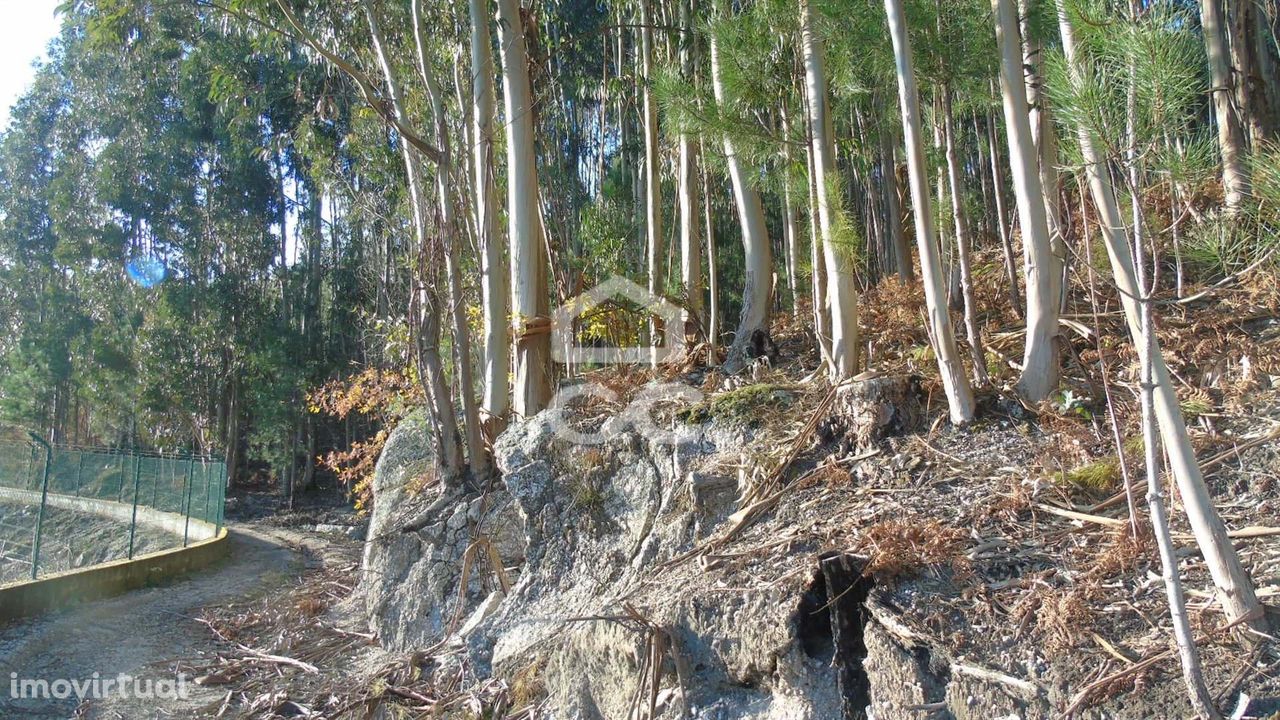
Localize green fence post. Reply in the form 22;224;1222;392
127;455;143;559
25;444;36;491
117;452;127;502
201;460;212;524
151;454;160;508
182;456;195;547
215;463;226;534
73;451;84;497
28;433;52;580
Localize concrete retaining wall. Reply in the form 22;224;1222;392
0;488;229;621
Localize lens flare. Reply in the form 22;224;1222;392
125;257;167;288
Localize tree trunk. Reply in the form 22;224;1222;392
1229;0;1265;146
702;147;721;364
804;89;833;366
932;101;961;313
1056;0;1266;638
994;0;1060;402
942;89;988;386
711;1;773;370
678;0;704;333
883;0;975;424
365;0;464;479
1255;4;1280;142
641;0;664;366
782;113;802;314
985;104;1023;318
877;115;913;282
1018;0;1065;301
470;0;511;438
1202;0;1252;211
498;0;554;416
801;0;859;378
412;0;489;478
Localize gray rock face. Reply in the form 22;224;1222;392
473;410;843;719
360;376;1026;719
357;410;525;651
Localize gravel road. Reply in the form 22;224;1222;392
0;524;307;719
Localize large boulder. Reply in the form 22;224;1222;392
357;410;525;650
361;376;939;718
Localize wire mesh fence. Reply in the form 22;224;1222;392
0;438;227;583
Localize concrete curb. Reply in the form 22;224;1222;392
0;489;230;621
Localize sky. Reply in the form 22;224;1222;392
0;0;63;128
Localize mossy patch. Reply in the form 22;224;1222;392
679;384;791;427
1054;457;1121;493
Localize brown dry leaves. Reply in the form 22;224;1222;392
855;518;971;583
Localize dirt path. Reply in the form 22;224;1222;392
0;524;310;719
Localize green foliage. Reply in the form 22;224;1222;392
1054;458;1120;493
576;199;638;283
1046;0;1205;158
0;0;385;489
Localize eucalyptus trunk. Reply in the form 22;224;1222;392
804;89;833;366
985;104;1022;318
470;0;510;437
942;89;987;386
1018;0;1065;289
710;2;774;369
884;0;975;424
497;0;553;416
782;112;802;314
877;116;913;282
801;0;858;378
678;0;703;332
1228;0;1266;146
994;0;1060;402
1201;0;1251;211
364;0;464;479
702;146;721;364
641;0;664;366
412;0;489;478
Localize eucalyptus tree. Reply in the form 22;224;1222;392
259;0;500;480
639;0;664;366
992;0;1060;402
800;0;859;378
1200;0;1250;212
677;0;705;331
469;0;510;438
709;0;775;367
1017;0;1065;283
883;0;975;424
359;0;465;476
0;0;385;491
496;0;555;416
1050;0;1266;644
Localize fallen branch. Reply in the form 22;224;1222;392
950;661;1045;701
1061;648;1172;717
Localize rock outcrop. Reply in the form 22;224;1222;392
355;377;1076;719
